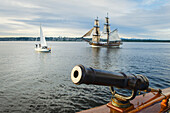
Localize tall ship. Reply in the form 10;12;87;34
82;14;122;47
35;24;51;52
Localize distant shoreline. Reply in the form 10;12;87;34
0;37;170;42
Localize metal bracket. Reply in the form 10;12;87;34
110;86;137;101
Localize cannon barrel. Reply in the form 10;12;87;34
71;65;149;90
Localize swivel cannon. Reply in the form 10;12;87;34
71;65;163;112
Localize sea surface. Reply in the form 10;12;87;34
0;41;170;113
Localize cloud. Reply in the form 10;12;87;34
110;0;170;39
0;0;169;39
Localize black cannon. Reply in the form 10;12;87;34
71;65;161;108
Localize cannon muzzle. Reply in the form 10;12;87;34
71;65;149;91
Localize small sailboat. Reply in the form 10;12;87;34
82;14;122;47
35;25;51;52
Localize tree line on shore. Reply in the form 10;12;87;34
0;37;170;42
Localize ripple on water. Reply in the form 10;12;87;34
0;42;170;113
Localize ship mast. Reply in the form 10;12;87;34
104;13;110;44
92;17;100;43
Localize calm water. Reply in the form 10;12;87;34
0;41;170;113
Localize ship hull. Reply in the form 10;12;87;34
89;42;122;48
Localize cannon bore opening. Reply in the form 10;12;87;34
74;70;79;78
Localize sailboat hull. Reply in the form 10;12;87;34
35;48;51;52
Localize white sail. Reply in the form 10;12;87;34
101;32;107;39
103;25;110;34
103;25;107;34
92;27;100;42
94;19;99;26
109;29;121;41
40;25;47;46
92;18;100;43
93;27;100;36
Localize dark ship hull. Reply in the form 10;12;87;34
89;41;123;47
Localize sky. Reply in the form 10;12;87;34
0;0;170;39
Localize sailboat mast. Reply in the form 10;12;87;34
92;17;100;43
105;13;110;44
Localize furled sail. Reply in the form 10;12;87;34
109;29;121;41
82;27;94;37
40;25;47;46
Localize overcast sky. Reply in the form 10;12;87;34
0;0;170;39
